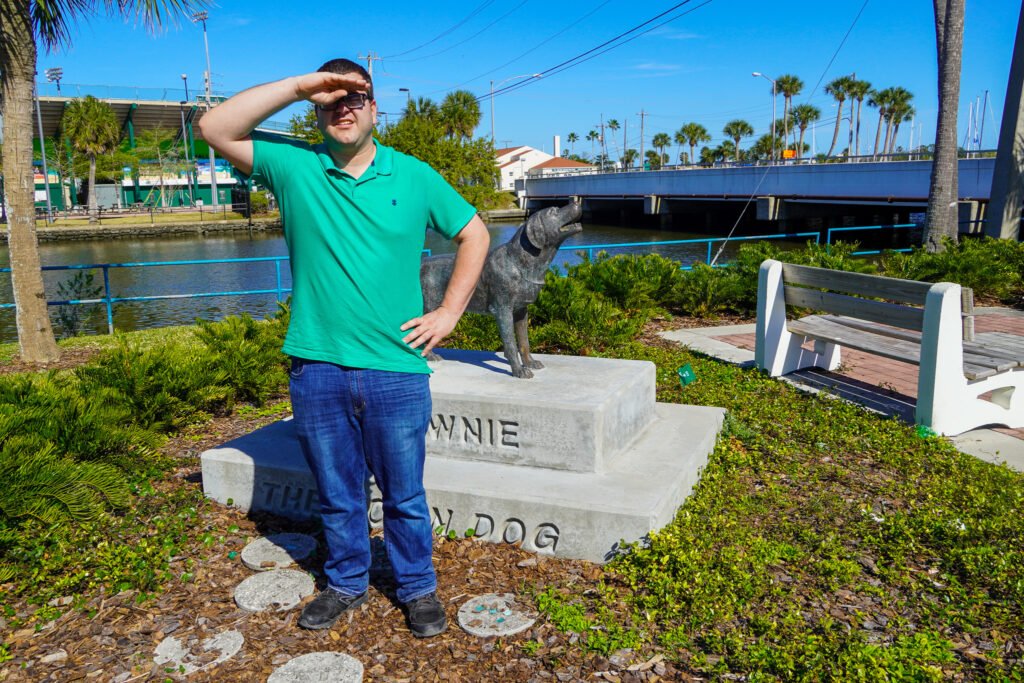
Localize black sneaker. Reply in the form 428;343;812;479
298;588;368;630
405;592;447;638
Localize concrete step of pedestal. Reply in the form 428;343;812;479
201;403;724;563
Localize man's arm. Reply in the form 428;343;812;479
197;72;370;175
401;216;490;354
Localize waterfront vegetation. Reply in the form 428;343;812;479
1;237;1022;676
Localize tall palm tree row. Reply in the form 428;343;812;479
722;120;754;161
775;74;803;146
824;75;855;157
679;123;711;166
790;104;821;158
0;0;206;363
61;96;121;224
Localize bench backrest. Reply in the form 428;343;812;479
780;263;975;340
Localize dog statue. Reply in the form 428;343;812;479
421;201;583;378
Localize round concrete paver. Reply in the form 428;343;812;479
153;629;244;675
240;533;317;571
457;593;536;637
233;569;314;612
267;652;363;682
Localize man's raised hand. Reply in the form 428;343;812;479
293;72;371;106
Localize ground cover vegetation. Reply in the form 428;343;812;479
1;237;1022;678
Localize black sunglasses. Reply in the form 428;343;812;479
316;92;371;112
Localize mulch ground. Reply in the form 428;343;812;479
0;390;684;682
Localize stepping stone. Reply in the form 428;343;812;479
457;593;536;637
267;652;363;682
153;630;244;675
233;569;313;612
240;533;317;571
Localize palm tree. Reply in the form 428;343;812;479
621;148;638;169
847;79;872;157
651;132;671;166
884;87;914;155
791;104;821;158
868;88;893;158
889;103;915;154
680;122;711;166
566;132;579;156
405;97;439;121
644;149;663;170
775;74;803;145
1;0;205;362
824;76;854;157
586;130;599;160
607;119;620;162
723;119;754;161
62;97;121;222
439;90;481;142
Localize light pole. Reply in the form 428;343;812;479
490;73;542;143
34;77;53;223
399;87;410;104
752;72;777;162
192;11;219;207
181;73;189;102
44;67;62;94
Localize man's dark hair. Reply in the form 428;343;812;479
317;58;373;99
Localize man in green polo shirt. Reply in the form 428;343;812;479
199;58;489;638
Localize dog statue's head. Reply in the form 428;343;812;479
524;201;584;250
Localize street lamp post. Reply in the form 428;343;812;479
399;87;410;104
181;73;189;102
192;11;219;207
490;73;542;143
752;72;777;162
34;78;53;223
44;67;62;94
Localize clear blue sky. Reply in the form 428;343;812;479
40;0;1019;158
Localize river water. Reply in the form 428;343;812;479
0;220;807;341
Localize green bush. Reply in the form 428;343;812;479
564;252;683;314
880;237;1024;303
249;190;270;215
672;264;745;318
195;313;288;406
529;273;644;354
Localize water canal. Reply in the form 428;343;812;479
0;220;820;342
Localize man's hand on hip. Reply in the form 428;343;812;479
401;306;462;356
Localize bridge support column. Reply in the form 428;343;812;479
756;196;781;221
958;200;985;234
643;195;661;215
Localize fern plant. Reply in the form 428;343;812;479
194;314;289;406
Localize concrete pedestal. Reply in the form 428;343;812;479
201;351;724;562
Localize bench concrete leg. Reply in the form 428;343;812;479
755;260;841;376
918;283;1023;435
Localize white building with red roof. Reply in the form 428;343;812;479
495;144;596;192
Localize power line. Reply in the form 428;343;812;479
390;0;530;63
484;0;714;103
804;0;870;101
426;0;615;96
382;0;497;59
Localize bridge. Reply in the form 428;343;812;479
521;156;997;234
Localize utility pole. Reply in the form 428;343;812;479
597;115;606;169
638;110;646;169
623;119;628;169
193;11;219;207
359;52;383;78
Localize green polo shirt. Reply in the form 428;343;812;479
250;133;476;373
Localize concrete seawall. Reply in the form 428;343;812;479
0;219;283;243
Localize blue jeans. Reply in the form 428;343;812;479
289;357;436;603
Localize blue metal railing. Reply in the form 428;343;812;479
0;225;920;336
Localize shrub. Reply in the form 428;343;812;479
249;190;270;215
672;264;746;318
52;270;104;338
880;237;1024;303
195;313;288;406
565;252;683;314
529;273;644;354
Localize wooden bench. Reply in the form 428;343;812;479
755;259;1024;436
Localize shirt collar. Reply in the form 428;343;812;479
316;139;393;180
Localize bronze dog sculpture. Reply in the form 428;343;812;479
421;201;583;378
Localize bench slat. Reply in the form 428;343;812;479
784;286;925;331
788;315;1003;380
781;263;933;304
818;314;922;343
968;333;1024;364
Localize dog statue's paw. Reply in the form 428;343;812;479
525;359;544;370
511;366;534;379
424;350;442;363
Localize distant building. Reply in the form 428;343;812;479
494;146;596;192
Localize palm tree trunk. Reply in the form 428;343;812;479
827;100;844;157
891;122;904;154
733;137;741;162
690;143;696;166
798;128;807;158
784;96;791;146
883;117;895;156
855;99;864;156
926;0;964;251
0;0;60;362
87;155;99;224
873;112;885;158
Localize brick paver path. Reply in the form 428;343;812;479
715;311;1024;440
